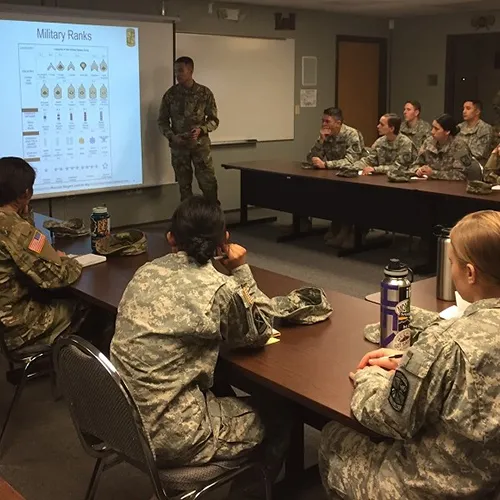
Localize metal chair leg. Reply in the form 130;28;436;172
85;458;105;500
259;465;273;500
0;370;28;456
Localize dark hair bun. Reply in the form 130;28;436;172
185;237;216;265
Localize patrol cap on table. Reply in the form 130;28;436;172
271;287;333;325
95;229;147;256
336;168;359;178
43;218;89;238
387;169;411;183
466;180;493;196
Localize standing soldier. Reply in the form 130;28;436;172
158;57;219;203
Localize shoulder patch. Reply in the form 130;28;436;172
27;230;46;254
252;305;270;334
461;154;472;167
388;370;409;412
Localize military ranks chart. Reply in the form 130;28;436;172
19;43;112;188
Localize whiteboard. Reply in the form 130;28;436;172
0;4;175;198
176;33;295;143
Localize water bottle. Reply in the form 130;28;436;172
90;205;110;252
380;258;413;350
435;226;455;301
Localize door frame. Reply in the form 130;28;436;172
335;35;388;118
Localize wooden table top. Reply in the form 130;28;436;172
222;160;500;203
365;277;453;313
35;213;379;424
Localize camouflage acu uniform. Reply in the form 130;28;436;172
0;209;83;351
484;151;500;184
111;252;289;470
493;90;500;146
458;119;494;166
320;299;500;500
400;119;431;149
306;124;362;169
356;134;417;174
411;136;472;180
158;82;219;203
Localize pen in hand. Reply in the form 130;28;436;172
380;353;404;361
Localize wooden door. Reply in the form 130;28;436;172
336;37;387;147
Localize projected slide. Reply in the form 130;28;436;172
0;20;143;196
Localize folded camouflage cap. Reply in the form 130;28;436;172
43;218;89;238
336;168;358;178
387;169;411;183
364;306;441;345
271;287;333;325
466;180;493;196
95;229;147;256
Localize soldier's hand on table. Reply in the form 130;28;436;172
493;145;500;156
362;166;375;175
357;348;403;371
191;128;202;140
417;166;432;177
57;250;67;257
221;243;247;271
311;157;326;169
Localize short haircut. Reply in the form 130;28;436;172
383;113;402;134
323;107;343;122
464;100;483;112
405;100;422;113
175;56;194;70
0;157;36;206
435;113;459;136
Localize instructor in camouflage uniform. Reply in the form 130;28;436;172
356;113;417;175
158;57;219;203
320;210;500;500
0;157;84;351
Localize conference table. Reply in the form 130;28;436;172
365;277;453;313
223;160;500;268
34;214;380;490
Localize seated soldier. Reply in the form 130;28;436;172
356;113;417;175
110;195;290;480
320;210;500;500
307;107;362;169
458;100;494;166
411;114;473;180
400;100;432;149
484;144;500;184
0;157;89;351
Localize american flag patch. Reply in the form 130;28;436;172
28;231;46;254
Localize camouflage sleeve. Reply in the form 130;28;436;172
351;330;458;439
412;142;428;170
218;264;273;349
306;138;325;163
325;132;362;169
5;221;82;289
484;152;500;183
472;129;494;165
158;91;173;141
363;140;380;168
200;89;219;135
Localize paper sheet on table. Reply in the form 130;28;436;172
410;175;428;180
491;185;500;191
266;328;281;346
439;291;471;320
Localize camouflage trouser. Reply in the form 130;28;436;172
171;141;218;203
319;421;400;500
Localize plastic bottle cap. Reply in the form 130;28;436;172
92;206;108;214
384;258;409;277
